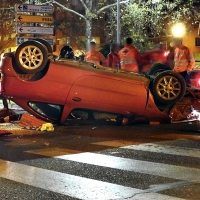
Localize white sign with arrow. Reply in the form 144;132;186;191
16;26;54;35
15;4;54;13
16;37;54;45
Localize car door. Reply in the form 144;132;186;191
66;74;148;115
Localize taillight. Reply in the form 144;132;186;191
198;79;200;85
164;51;169;57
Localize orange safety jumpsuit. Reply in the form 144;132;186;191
174;45;195;73
118;44;148;72
84;50;106;66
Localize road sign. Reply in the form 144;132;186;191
16;15;53;24
16;37;54;45
15;4;54;13
17;26;54;35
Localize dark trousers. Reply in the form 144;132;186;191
0;96;8;109
179;71;190;85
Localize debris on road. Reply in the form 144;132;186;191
0;130;12;136
19;113;46;128
0;108;20;123
37;123;54;132
19;114;54;131
44;142;50;146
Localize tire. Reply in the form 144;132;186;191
31;38;53;54
15;41;48;74
152;71;186;105
147;63;171;75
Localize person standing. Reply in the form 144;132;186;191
172;37;195;84
106;43;120;69
118;38;148;72
84;41;107;120
84;42;107;66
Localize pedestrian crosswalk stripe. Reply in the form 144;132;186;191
55;152;200;183
122;143;200;158
0;159;184;200
0;159;140;200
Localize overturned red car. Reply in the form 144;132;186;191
0;40;200;124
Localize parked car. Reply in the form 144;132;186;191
0;40;200;124
190;69;200;88
142;49;170;73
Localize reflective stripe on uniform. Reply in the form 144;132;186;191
174;45;195;72
120;58;137;65
174;59;189;62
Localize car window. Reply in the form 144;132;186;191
29;102;63;121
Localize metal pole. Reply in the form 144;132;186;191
30;0;37;37
117;0;120;43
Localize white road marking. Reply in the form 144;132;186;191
0;159;185;200
56;152;200;183
0;159;140;200
122;143;200;158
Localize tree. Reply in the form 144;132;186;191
107;0;200;52
42;0;129;50
0;0;22;54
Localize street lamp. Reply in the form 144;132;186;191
171;23;186;38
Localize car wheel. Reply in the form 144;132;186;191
31;38;53;54
152;71;186;105
15;41;48;74
147;63;171;75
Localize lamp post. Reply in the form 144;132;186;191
171;23;186;38
117;0;120;43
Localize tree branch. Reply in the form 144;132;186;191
49;0;87;20
79;0;89;12
97;0;129;14
40;0;52;5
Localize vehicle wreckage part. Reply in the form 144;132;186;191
147;63;171;75
15;41;48;74
152;71;186;104
169;96;194;122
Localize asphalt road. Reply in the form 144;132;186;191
0;122;200;200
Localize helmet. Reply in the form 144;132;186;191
60;45;74;59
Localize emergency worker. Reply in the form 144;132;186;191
84;42;107;66
106;43;120;69
118;38;148;72
172;37;195;84
84;41;107;120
